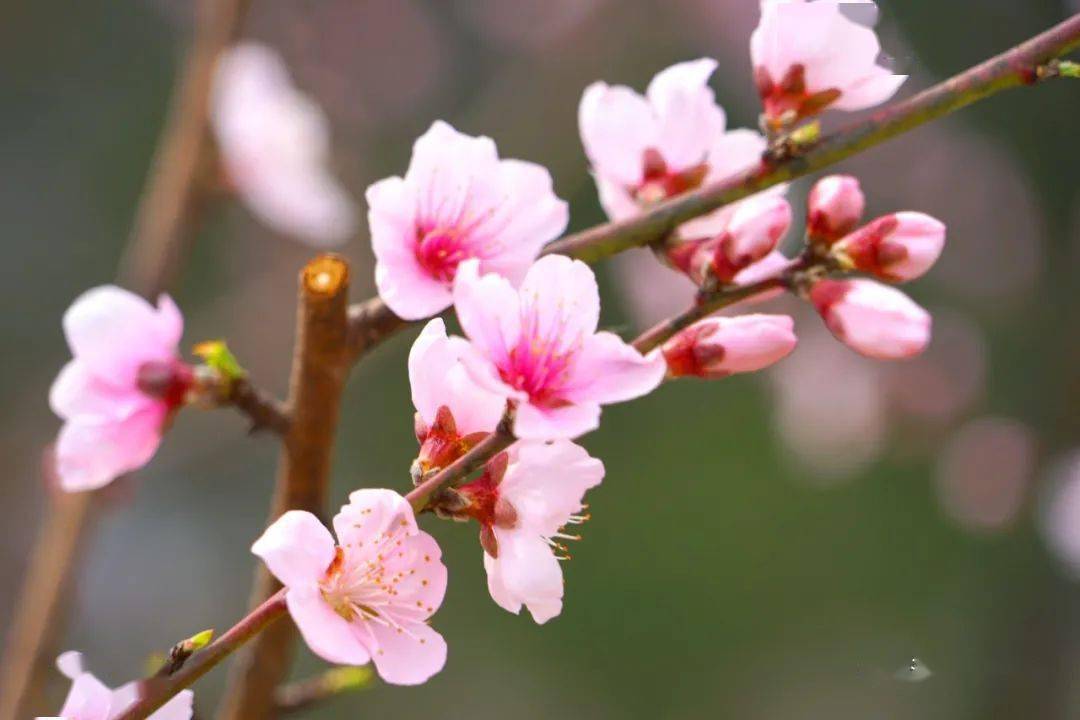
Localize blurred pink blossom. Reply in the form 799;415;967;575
49;286;188;492
1040;452;1080;575
252;490;447;685
211;43;358;246
663;315;797;379
810;279;931;360
751;0;905;129
457;441;604;623
832;212;946;283
44;651;193;720
936;417;1035;533
457;0;609;52
367;121;568;320
453;256;666;439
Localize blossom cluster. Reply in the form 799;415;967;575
42;0;955;712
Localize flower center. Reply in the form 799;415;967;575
415;226;470;282
634;148;708;205
754;64;842;130
136;360;193;412
318;521;417;626
500;339;576;409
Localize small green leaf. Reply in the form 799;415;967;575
193;340;247;382
1059;61;1080;79
324;665;374;692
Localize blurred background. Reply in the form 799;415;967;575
3;0;1080;717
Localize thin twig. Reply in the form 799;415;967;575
112;592;288;720
274;667;374;715
343;13;1080;362
225;378;291;436
0;2;250;717
216;255;353;720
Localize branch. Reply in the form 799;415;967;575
224;378;291;436
0;2;250;717
112;591;287;720
216;255;353;719
274;667;374;715
344;13;1080;361
406;415;516;512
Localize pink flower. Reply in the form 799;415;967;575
663;315;797;379
832;212;947;282
751;0;906;130
211;43;358;246
579;59;770;224
666;194;792;285
409;318;506;477
49;286;189;492
42;651;193;720
453;256;667;439
252;490;448;685
455;441;604;623
367;120;568;320
810;278;931;360
807;174;865;245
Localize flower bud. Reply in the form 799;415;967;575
810;279;931;360
676;195;792;285
663;314;797;379
832;212;946;282
807;175;865;246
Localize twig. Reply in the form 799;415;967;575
343;13;1080;362
216;255;353;719
112;592;287;720
225;378;291;436
0;2;250;717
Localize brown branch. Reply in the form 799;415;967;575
274;667;374;715
0;2;250;718
215;255;352;720
344;13;1080;362
112;591;288;720
224;378;291;436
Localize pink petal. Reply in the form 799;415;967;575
54;404;165;492
833;70;907;111
63;286;180;387
56;651;84;680
646;58;727;172
815;279;932;360
333;489;419;552
500;440;604;537
381;532;448;618
513;400;601;441
57;673;112;720
485;531;564;624
286;586;372;666
375;252;454;321
453;259;521;366
518;255;601;348
594;175;640;222
49;361;146;422
406;120;500;227
579;82;657;186
110;684;193;720
563;331;666;405
367;621;447;685
252;510;336;588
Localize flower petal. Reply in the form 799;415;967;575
49;361;145;422
500;440;604;537
486;531;564;624
54;405;165;492
58;673;112;720
453;259;521;366
646;58;726;172
252;510;336;589
367;621;447;685
286;586;372;666
513;400;601;441
579;82;657;186
564;331;666;405
333;489;419;554
518;255;601;350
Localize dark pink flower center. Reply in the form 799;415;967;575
634;148;708;205
415;226;471;282
136;359;193;412
499;335;577;409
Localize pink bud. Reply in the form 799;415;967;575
680;195;792;285
663;314;797;379
807;175;865;245
832;212;946;282
810;279;931;360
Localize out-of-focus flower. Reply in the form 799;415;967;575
49;286;189;492
453;256;666;439
367;121;568;320
663;315;797;379
832;212;946;282
43;651;193;720
454;441;603;623
211;43;358;246
252;490;447;685
807;175;865;246
457;0;609;53
409;318;505;477
809;279;930;360
936;417;1035;533
751;0;906;130
667;194;792;285
579;59;769;225
1040;451;1080;575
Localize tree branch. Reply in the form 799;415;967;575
112;591;288;720
274;667;374;715
216;255;352;720
224;378;291;436
0;2;251;717
344;13;1080;362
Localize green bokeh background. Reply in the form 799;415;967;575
2;1;1079;718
